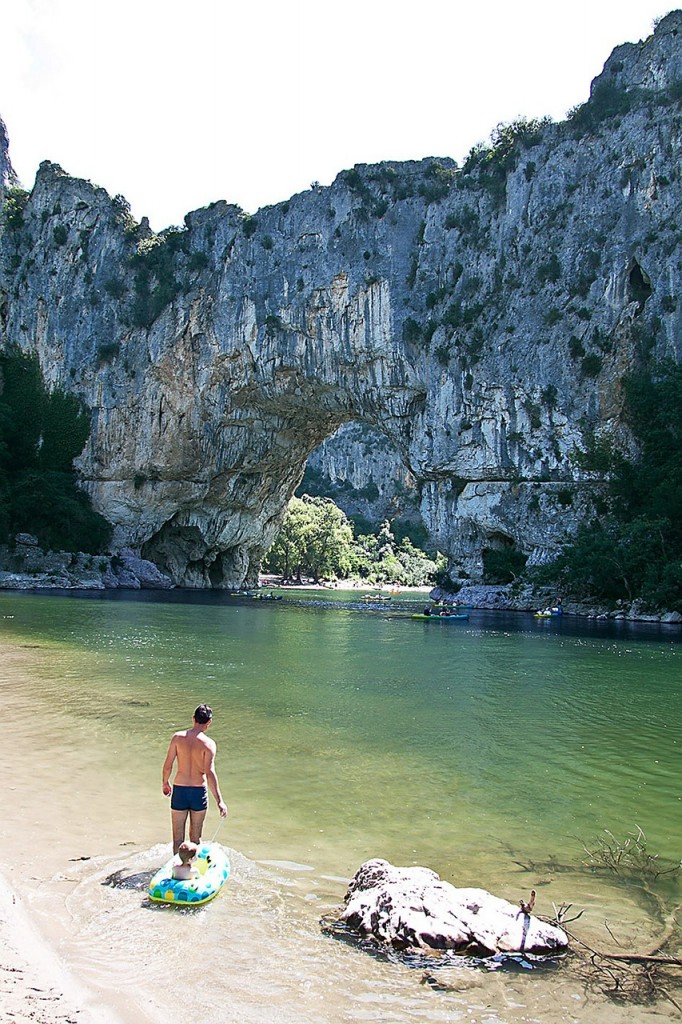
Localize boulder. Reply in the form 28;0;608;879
338;859;568;956
14;533;39;547
115;549;173;589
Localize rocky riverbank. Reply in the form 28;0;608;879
431;583;682;624
0;534;172;591
2;538;680;624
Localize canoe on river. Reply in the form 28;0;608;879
412;612;469;621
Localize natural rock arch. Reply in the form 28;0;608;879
2;14;681;587
81;272;427;588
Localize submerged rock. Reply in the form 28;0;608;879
338;859;568;956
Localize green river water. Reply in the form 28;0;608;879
0;589;680;1024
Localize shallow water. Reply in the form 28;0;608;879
0;590;680;1023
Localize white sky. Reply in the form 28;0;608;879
1;0;673;231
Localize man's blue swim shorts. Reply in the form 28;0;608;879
170;785;208;812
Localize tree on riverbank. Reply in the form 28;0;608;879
0;348;111;553
263;495;445;586
533;361;682;612
264;495;355;583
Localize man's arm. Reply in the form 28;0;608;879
161;735;178;796
204;742;228;817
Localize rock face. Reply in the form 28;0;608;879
0;535;173;590
0;117;18;194
338;859;569;956
301;421;421;527
0;15;681;587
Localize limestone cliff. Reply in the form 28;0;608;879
1;14;681;587
301;422;421;529
0;117;18;194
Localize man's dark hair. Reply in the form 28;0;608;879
194;704;213;724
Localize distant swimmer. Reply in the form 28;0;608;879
162;704;228;853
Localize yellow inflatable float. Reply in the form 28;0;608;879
148;841;230;906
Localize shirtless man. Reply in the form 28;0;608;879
162;704;228;853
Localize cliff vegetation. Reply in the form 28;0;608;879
532;360;682;611
0;348;111;553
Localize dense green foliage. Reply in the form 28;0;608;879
482;547;528;584
130;229;190;328
535;362;682;610
1;186;30;231
263;496;355;583
0;350;112;553
352;520;445;586
264;495;445;586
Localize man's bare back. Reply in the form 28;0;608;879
167;729;216;786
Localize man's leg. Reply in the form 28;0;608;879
171;809;189;854
188;809;207;846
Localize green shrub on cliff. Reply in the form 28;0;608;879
460;117;550;202
0;349;112;553
129;228;189;328
1;187;30;231
567;81;638;134
536;361;682;610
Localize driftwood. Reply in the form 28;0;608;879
562;922;682;1013
606;954;682;966
499;829;682;1010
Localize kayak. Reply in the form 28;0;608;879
148;842;230;906
412;613;469;621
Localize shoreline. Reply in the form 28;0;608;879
0;869;121;1024
2;575;680;626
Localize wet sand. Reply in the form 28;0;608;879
0;869;120;1024
0;643;108;1023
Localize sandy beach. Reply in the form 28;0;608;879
0;869;119;1024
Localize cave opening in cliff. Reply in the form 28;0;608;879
208;554;226;588
628;260;652;312
481;534;528;584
